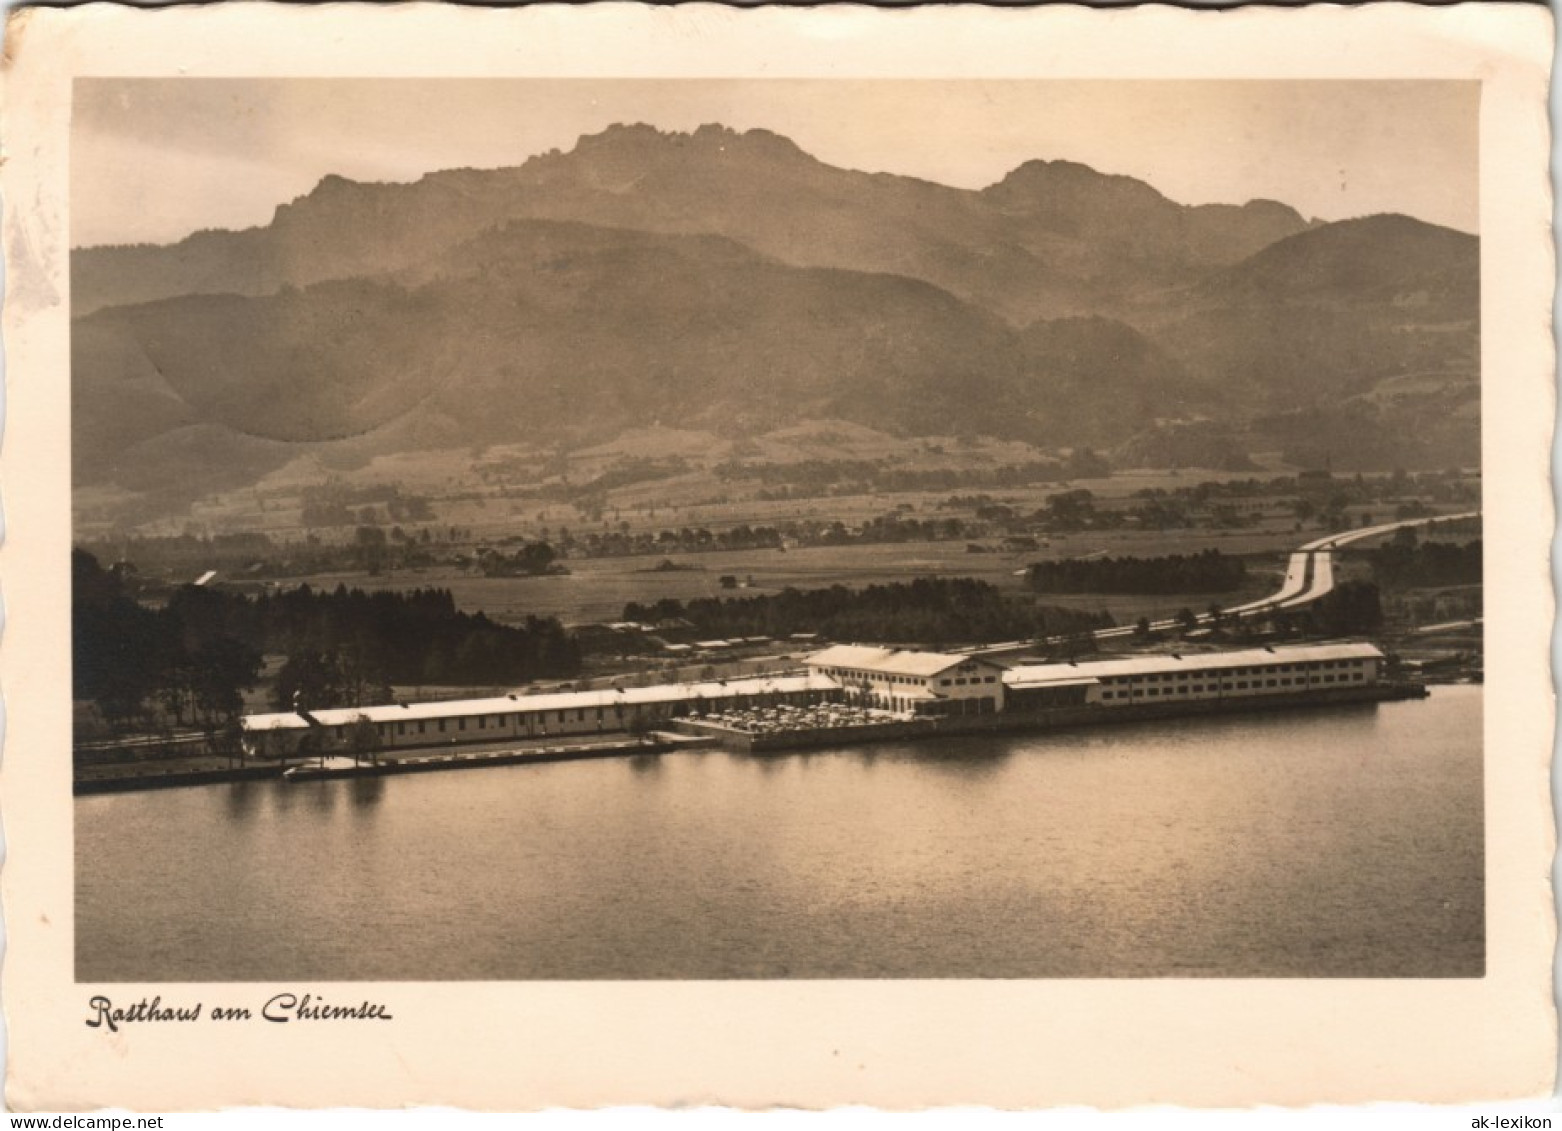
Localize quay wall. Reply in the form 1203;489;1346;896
78;684;1429;790
680;683;1424;752
933;682;1420;735
76;765;282;796
672;718;937;752
75;736;711;794
281;736;698;783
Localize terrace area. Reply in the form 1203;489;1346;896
676;700;915;741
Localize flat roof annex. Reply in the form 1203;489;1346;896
1004;642;1385;688
241;711;312;732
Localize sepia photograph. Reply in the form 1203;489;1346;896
69;76;1486;983
3;0;1552;1112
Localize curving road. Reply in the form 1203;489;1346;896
965;510;1480;654
1276;511;1480;610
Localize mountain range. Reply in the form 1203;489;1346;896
72;122;1480;518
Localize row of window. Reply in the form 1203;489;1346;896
333;708;611;740
1100;672;1368;700
1102;659;1368;687
329;695;838;741
916;696;998;715
818;666;1001;689
819;666;884;682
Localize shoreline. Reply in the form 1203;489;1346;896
73;681;1438;795
72;734;708;795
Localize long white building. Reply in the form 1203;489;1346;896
242;672;842;759
1002;642;1385;711
240;641;1391;759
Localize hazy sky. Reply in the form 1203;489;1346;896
72;79;1479;247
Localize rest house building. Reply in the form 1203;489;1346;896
239;641;1389;759
803;645;1007;715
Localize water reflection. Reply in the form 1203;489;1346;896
858;740;1015;777
76;688;1484;982
740;751;791;774
270;779;299;813
304;781;338;813
348;776;386;809
223;781;258;819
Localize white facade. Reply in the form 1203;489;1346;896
240;642;1391;759
1003;642;1385;710
804;645;1006;715
241;672;841;758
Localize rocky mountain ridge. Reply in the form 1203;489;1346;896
71;123;1480;522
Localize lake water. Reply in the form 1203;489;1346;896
76;685;1483;980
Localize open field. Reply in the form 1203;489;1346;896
288;531;1297;628
166;472;1292;544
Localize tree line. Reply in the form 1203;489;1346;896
624;577;1112;648
73;550;580;734
75;550;263;737
712;451;1109;498
1029;549;1248;595
1364;537;1481;590
1306;581;1385;637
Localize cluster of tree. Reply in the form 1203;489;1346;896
624;578;1112;647
938;480;1458;541
270;524;487;578
273;649;393;713
78;525;488;585
477;541;563;577
808;515;971;546
535;456;692;502
1385;587;1481;627
973;503;1021;523
939;494;1001;510
300;482;434;527
561;494;1279;562
1304;581;1384;637
560;515;976;559
1034;489;1110;532
1130;591;1383;645
1029;549;1248;595
224;583;578;690
566;524;784;558
1129;468;1478;509
713;452;1108;498
77;532;278;575
352;525;479;575
1364;536;1482;590
74;550;262;737
1038;489;1268;534
73;549;581;734
937;491;1205;535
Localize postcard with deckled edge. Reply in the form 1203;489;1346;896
1;0;1554;1112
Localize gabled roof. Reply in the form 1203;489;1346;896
805;644;1002;678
